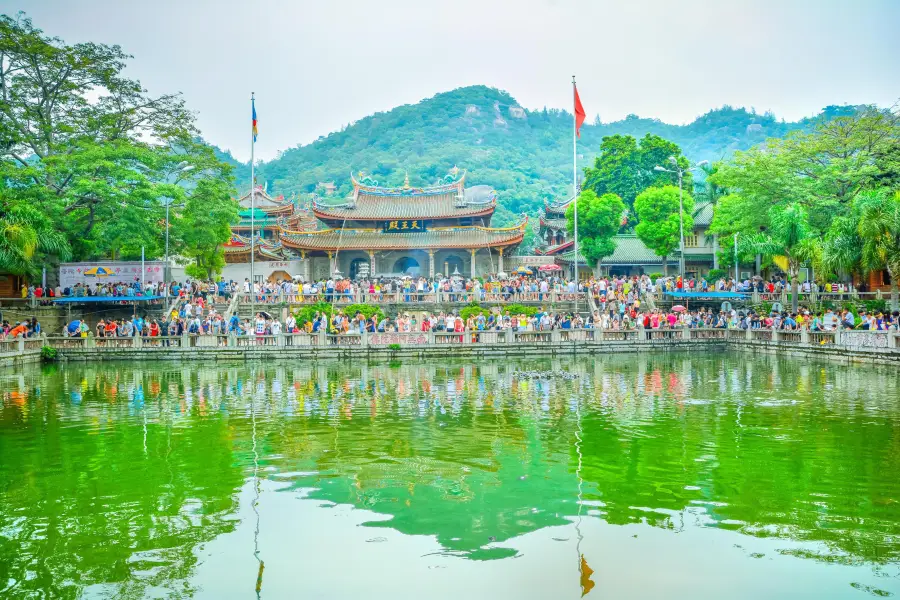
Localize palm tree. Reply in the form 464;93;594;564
0;204;71;278
820;213;862;284
858;189;900;311
742;203;818;313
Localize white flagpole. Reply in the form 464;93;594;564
250;92;256;317
572;76;579;316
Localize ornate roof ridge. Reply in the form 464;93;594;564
348;169;467;196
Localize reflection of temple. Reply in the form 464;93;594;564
223;169;527;282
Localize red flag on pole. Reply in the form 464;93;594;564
574;85;586;138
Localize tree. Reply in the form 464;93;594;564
0;12;234;271
693;161;729;268
633;186;694;275
857;189;900;311
742;204;818;313
712;106;900;232
0;202;70;277
565;191;626;272
174;177;239;280
582;134;693;216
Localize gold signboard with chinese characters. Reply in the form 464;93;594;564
382;220;427;233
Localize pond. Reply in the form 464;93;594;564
1;355;899;599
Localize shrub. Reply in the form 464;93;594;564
40;346;58;362
388;343;402;351
460;302;490;321
293;302;384;326
502;303;538;317
706;269;727;281
647;273;664;282
862;299;888;314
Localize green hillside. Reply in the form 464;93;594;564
216;85;848;225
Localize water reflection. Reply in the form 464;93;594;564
1;355;899;598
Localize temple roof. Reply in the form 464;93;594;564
223;235;285;260
604;235;663;264
312;172;497;221
237;187;294;214
544;196;574;217
539;215;567;231
280;219;527;252
693;200;714;227
536;240;575;256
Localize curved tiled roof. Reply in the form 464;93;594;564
313;190;495;221
693;200;714;227
605;235;663;264
280;220;527;252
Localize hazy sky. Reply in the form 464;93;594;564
6;0;899;161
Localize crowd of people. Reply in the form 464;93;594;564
10;270;898;342
0;317;42;340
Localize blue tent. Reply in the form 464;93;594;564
52;295;165;303
663;291;748;299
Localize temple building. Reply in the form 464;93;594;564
220;170;527;282
535;196;718;278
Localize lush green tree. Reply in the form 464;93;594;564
175;178;239;280
582;134;693;216
712;107;900;232
565;190;626;270
633;185;694;275
0;202;70;277
857;189;900;310
0;12;234;272
742;204;819;312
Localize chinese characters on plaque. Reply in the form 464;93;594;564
382;220;427;233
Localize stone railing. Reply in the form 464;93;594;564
233;290;588;308
2;327;897;365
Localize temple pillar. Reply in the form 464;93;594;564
300;250;309;281
498;248;504;274
368;250;376;275
470;248;477;277
428;250;435;278
327;251;335;276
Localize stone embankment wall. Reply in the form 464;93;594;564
3;328;899;367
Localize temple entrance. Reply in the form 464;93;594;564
393;256;421;275
444;255;465;276
349;258;370;280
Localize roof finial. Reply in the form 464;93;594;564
403;170;410;189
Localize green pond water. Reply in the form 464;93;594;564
1;355;900;599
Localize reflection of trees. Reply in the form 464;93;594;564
1;354;899;597
0;368;244;599
577;355;900;565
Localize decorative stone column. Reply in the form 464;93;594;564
498;248;504;274
428;250;435;278
470;248;477;277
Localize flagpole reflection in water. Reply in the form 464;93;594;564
574;385;594;597
252;385;265;598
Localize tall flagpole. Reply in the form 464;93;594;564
250;92;256;318
572;76;579;316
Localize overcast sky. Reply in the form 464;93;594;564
6;0;899;161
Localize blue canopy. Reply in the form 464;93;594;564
664;291;748;299
52;295;165;303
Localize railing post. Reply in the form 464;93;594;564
800;327;809;345
17;337;25;354
133;335;141;349
427;330;435;344
682;325;691;340
506;328;515;344
835;328;843;346
86;334;95;349
772;328;779;342
551;329;561;343
361;329;368;347
745;327;753;341
318;328;326;346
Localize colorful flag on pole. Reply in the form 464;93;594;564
574;85;586;138
252;97;259;142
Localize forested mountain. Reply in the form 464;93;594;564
215;85;852;226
